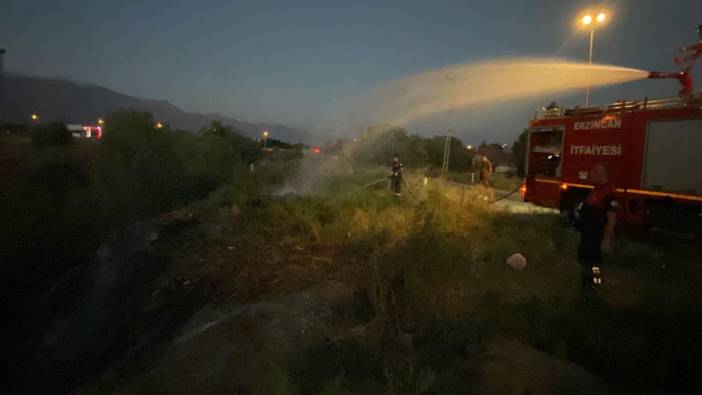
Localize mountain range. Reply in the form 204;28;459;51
0;74;314;143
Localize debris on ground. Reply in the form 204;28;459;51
505;253;527;271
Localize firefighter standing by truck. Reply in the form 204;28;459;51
674;24;702;66
577;164;619;288
479;155;493;188
390;155;403;196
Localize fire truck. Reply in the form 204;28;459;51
522;87;702;231
67;124;103;139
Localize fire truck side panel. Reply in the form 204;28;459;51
642;118;702;193
524;119;565;208
560;113;634;188
525;178;561;208
526;103;702;228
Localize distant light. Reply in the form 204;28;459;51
31;113;39;121
466;144;473;150
155;122;163;129
596;12;606;23
97;118;104;125
262;130;269;138
560;183;569;191
581;14;593;26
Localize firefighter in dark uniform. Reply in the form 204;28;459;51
479;155;493;188
390;156;403;196
577;164;619;287
674;24;702;66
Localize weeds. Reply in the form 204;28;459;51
190;164;701;393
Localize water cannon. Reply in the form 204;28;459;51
647;68;693;96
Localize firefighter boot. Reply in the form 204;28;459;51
592;266;603;286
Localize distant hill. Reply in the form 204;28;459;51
0;74;314;143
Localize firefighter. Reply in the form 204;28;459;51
577;164;619;288
479;155;493;188
674;24;702;66
390;155;403;196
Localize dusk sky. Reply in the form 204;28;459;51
2;0;701;143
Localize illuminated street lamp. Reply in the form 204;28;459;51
262;130;269;148
31;113;39;122
466;144;473;150
155;122;164;129
580;10;608;107
98;118;104;125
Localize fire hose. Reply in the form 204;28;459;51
352;175;423;201
400;176;422;202
487;184;523;204
349;177;389;194
354;174;520;204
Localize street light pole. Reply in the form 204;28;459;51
0;49;5;118
585;27;594;107
581;11;606;107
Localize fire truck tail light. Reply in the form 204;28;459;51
560;183;568;191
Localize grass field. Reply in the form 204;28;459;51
69;158;698;394
13;151;698;394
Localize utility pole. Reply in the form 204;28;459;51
440;130;452;178
585;27;594;107
0;49;5;120
580;11;607;107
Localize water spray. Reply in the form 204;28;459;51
351;58;649;124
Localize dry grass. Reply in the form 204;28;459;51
155;163;702;393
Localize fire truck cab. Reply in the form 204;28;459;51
523;94;702;231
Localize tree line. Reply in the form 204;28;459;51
324;126;523;174
0;110;263;318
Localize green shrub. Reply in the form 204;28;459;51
31;123;73;147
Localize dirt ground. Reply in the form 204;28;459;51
16;169;702;394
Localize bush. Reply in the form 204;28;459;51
352;127;429;167
97;111;265;222
511;129;528;178
351;127;474;173
31;123;73;147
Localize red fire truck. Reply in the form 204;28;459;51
522;92;702;230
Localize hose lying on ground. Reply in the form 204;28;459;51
353;173;519;205
488;184;523;204
350;175;423;202
400;176;422;202
346;177;389;196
